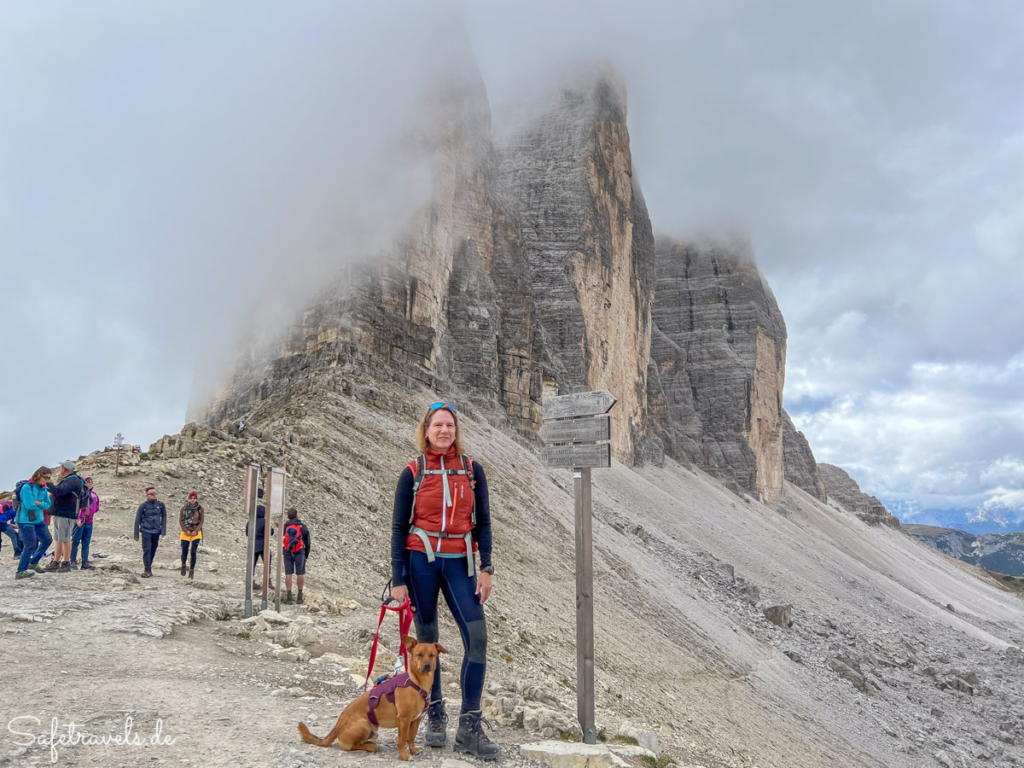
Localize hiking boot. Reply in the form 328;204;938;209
188;568;194;580
296;589;304;605
59;562;72;572
284;590;293;605
44;560;61;572
81;561;95;570
141;570;152;579
29;563;45;574
70;560;79;570
424;700;448;748
181;563;187;576
453;711;501;760
15;570;36;580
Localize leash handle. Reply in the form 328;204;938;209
364;592;413;690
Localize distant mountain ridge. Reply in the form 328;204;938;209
903;524;1024;576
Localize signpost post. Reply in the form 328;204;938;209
267;468;287;612
540;389;616;745
242;463;260;618
113;433;124;477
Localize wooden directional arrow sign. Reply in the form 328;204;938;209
541;443;611;469
539;415;610;445
542;390;617;421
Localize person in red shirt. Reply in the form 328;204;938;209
390;402;498;760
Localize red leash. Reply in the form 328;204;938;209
364;583;413;690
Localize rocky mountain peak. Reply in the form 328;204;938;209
646;235;786;502
818;463;900;527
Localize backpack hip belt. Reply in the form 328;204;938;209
409;526;475;576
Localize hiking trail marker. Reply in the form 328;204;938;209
540;389;616;745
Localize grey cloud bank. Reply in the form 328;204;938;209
2;1;1022;529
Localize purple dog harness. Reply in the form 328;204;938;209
366;673;430;727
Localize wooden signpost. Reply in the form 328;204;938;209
242;463;260;619
267;468;287;612
540;389;616;745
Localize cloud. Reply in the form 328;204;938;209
0;1;464;487
2;0;1022;523
791;355;1024;522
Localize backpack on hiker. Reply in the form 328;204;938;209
75;476;91;514
12;479;29;513
283;522;304;554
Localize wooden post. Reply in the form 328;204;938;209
242;463;259;618
267;468;287;612
113;433;124;477
540;389;615;746
574;466;596;744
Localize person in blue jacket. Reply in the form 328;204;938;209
134;486;167;578
16;466;53;579
0;500;22;559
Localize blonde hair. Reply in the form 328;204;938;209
414;405;465;455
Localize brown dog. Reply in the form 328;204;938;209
298;636;446;760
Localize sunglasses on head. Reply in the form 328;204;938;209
429;402;457;413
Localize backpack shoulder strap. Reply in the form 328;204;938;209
461;455;476;489
408;455;426;524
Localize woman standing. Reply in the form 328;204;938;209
391;402;499;760
179;491;204;579
16;466;53;579
71;477;98;569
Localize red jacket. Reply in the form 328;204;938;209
406;446;477;556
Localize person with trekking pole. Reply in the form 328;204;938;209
390;401;499;759
71;477;98;569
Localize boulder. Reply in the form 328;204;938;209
616;721;660;756
519;741;628;768
763;604;793;628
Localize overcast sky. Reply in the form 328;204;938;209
3;1;1022;526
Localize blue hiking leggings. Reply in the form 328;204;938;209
407;550;487;713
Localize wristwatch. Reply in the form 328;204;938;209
479;565;495;575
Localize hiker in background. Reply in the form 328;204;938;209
179;491;204;579
245;488;274;590
71;477;98;570
0;498;22;560
47;460;86;572
237;420;245;437
390;402;499;759
282;508;311;605
16;467;53;579
134;486;166;578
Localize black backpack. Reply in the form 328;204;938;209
12;479;29;513
74;476;91;513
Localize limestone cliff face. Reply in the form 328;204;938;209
196;66;829;494
647;236;787;503
201;71;545;435
498;75;655;464
782;410;828;502
818;463;900;527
